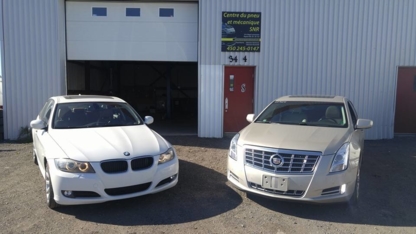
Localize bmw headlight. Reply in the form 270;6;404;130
55;159;95;173
158;148;175;164
329;142;350;173
229;133;240;161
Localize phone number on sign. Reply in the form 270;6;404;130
226;46;260;52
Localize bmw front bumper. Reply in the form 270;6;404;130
47;157;179;205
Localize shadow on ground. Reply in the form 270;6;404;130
164;136;230;150
57;159;242;225
246;137;416;227
0;149;16;152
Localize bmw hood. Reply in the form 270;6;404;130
50;126;170;162
239;123;351;155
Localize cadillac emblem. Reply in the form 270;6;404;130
270;154;284;167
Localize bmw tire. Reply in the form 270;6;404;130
45;162;59;209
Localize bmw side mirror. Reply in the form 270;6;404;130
246;114;255;123
30;119;46;130
355;119;373;129
144;116;154;125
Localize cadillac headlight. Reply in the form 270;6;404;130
55;159;95;173
159;148;175;164
229;133;240;161
329;142;350;173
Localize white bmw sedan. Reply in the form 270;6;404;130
30;95;179;209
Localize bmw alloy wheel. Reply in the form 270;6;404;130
45;163;58;209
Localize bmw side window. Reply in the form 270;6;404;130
40;100;55;124
38;101;50;119
39;100;52;119
348;102;357;126
45;109;52;122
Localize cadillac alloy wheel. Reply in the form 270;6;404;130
349;163;361;205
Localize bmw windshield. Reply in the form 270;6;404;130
52;102;143;129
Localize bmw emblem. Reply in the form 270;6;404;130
270;154;284;167
124;152;130;156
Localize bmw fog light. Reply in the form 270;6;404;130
62;190;73;198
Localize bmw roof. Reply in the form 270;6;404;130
51;95;125;104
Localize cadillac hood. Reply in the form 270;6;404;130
239;123;351;155
49;125;170;162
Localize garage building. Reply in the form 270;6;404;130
1;0;416;140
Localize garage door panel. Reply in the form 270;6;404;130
66;1;197;62
66;2;198;22
67;41;197;61
67;22;198;42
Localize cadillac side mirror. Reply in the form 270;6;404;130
355;119;373;129
246;114;255;123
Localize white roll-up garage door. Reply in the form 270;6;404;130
66;1;198;62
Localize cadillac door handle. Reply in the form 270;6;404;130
225;98;228;112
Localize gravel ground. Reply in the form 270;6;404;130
1;135;416;234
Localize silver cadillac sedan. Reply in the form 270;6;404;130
227;95;373;204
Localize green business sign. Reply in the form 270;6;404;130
222;12;261;52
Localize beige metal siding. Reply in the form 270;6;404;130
199;0;416;139
1;0;66;140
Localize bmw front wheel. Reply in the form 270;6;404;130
45;162;59;209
